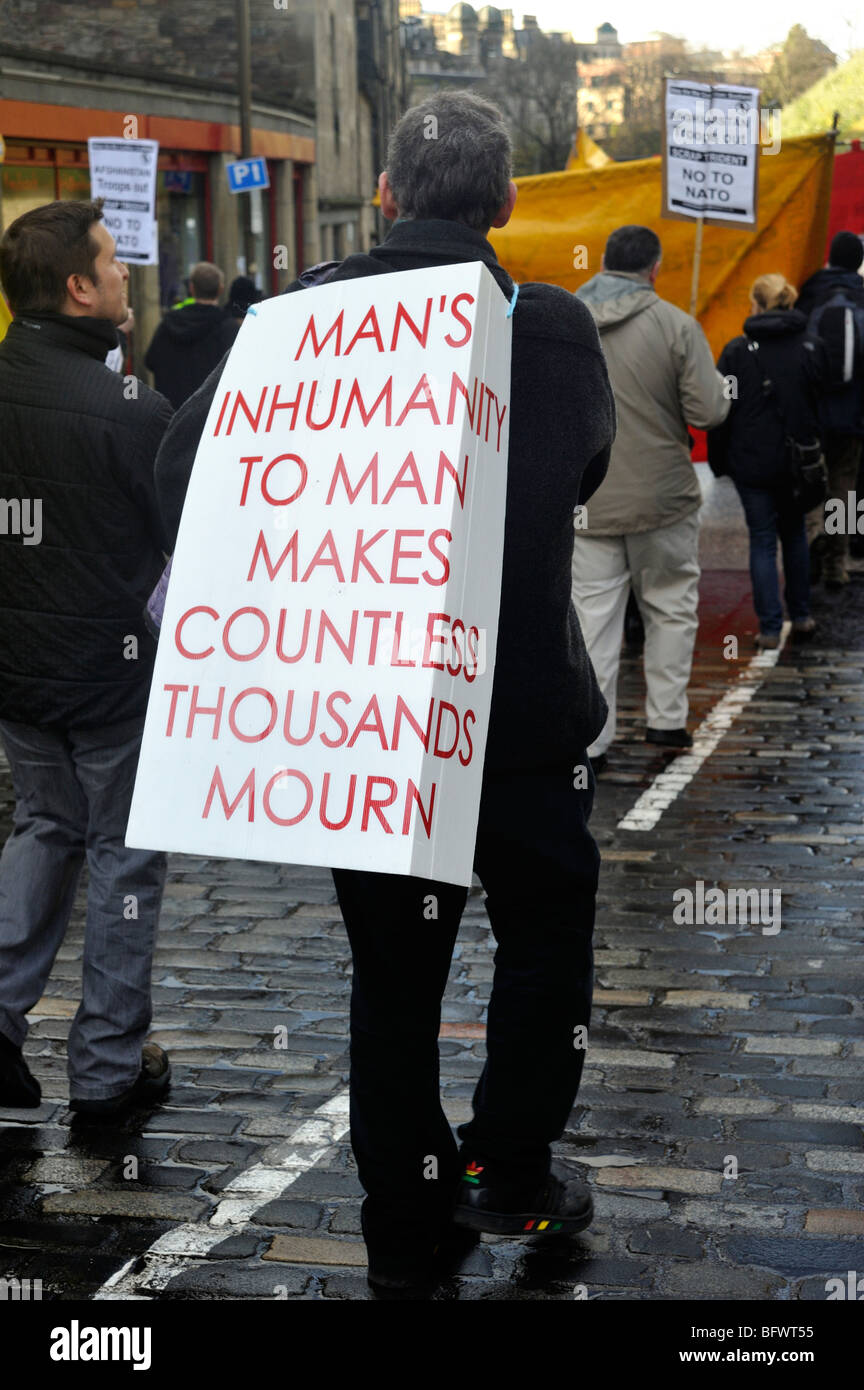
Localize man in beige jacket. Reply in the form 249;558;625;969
571;225;730;766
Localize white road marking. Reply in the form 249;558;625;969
92;621;791;1295
617;623;791;832
93;1089;350;1300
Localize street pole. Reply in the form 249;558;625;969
689;215;704;317
236;0;256;277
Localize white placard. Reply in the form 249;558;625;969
88;137;159;265
664;80;760;228
127;262;512;887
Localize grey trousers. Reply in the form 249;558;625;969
571;512;701;757
0;715;166;1099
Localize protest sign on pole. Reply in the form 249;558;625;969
126;263;512;887
662;79;760;230
87;137;159;265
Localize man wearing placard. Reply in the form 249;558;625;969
152;92;615;1294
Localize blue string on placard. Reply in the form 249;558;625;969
506;284;519;318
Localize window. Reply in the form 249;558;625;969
1;164;54;229
157;170;206;308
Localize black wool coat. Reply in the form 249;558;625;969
153;219;616;771
0;312;172;729
144;302;239;410
708;309;828;489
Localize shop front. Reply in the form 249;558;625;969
0;93;316;374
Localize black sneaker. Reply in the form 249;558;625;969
69;1044;170;1121
453;1160;594;1236
365;1218;479;1297
0;1031;41;1108
645;727;693;749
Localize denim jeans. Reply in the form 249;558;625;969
0;715;166;1099
331;761;599;1250
734;482;811;634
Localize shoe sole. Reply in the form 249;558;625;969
452;1200;593;1237
365;1226;480;1293
367;1269;435;1294
69;1069;171;1119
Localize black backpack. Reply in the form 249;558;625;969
748;341;828;513
807;288;864;388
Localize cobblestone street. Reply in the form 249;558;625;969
2;509;862;1301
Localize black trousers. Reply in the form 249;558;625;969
331;758;600;1247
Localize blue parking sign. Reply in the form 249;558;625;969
226;157;270;193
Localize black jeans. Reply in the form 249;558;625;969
331;759;600;1247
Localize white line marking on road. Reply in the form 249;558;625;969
617;623;791;832
93;1088;350;1300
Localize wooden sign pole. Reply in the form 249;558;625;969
689;216;704;316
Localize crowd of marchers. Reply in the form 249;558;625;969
0;88;862;1297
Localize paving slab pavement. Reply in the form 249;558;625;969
1;565;861;1301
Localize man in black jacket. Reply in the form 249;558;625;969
796;231;864;585
152;91;615;1293
145;261;239;409
0;199;172;1118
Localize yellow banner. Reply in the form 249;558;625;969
491;134;835;358
565;130;613;170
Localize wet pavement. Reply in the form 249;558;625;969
1;483;862;1302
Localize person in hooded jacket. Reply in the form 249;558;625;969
144;261;239;408
796;231;864;585
708;274;829;648
571;225;729;768
796;230;864;320
225;274;263;323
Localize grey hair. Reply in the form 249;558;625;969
385;91;513;231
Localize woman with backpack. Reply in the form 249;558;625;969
708;273;829;649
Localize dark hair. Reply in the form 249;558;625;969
227;275;262;316
190;261;225;300
0;198;105;314
828;230;864;273
385;90;512;231
604;224;662;274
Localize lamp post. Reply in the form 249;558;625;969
237;0;257;276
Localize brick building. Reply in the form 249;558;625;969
399;6;626;148
0;1;404;370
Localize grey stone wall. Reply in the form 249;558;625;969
2;0;316;113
